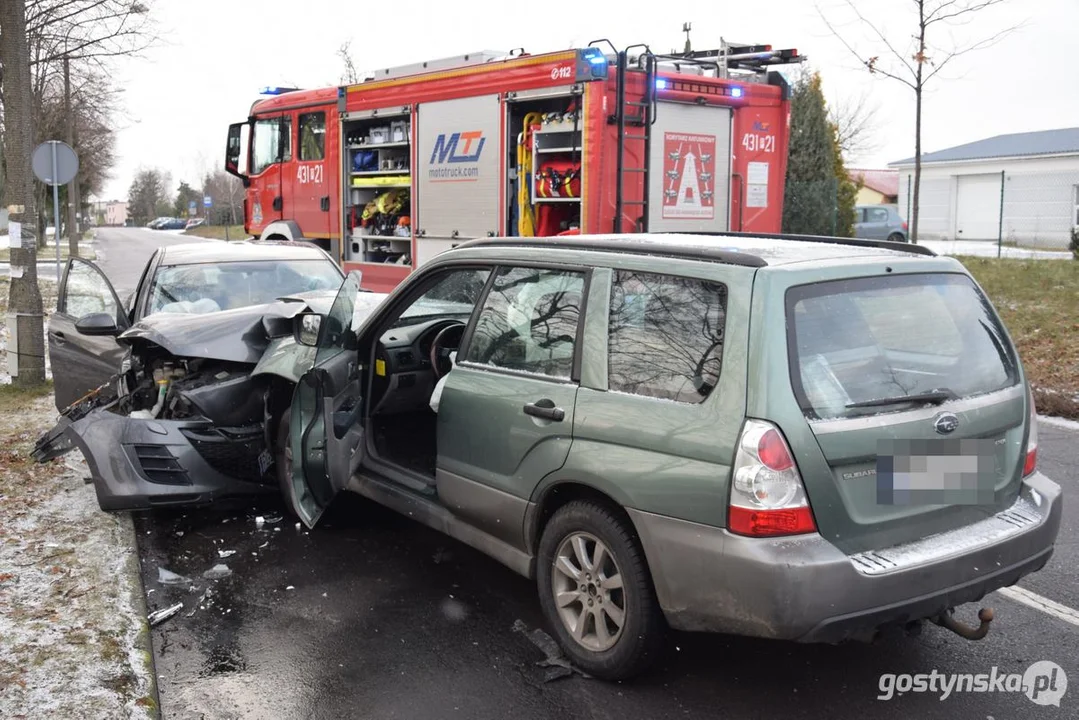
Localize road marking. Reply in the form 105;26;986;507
998;585;1079;629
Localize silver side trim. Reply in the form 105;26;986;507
849;493;1043;576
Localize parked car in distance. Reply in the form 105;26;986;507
33;241;388;513
154;217;187;230
184;218;205;230
854;203;908;243
274;231;1059;681
146;217;172;229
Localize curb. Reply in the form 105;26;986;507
122;512;163;720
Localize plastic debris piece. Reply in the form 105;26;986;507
258;542;269;549
286;585;295;590
255;516;265;527
512;618;591;681
149;602;183;627
175;531;184;537
157;568;192;586
218;550;237;558
202;564;232;580
264;514;282;524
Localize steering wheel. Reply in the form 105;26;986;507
429;321;466;379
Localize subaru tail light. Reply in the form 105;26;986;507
729;419;817;537
1024;386;1038;477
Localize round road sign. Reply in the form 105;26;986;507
31;140;79;186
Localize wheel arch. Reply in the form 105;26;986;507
525;476;640;561
259;219;304;242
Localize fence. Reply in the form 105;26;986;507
900;169;1079;250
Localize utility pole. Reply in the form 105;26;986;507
64;54;81;257
1;0;46;385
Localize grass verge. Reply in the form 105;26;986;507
958;256;1079;419
0;380;55;416
183;224;248;241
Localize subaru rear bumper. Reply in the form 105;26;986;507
628;472;1062;641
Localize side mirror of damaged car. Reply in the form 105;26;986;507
75;312;121;336
295;312;324;347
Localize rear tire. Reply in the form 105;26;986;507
887;232;907;244
536;500;666;680
275;405;301;520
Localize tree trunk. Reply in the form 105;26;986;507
911;1;927;245
0;0;47;386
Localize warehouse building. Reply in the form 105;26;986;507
889;127;1079;248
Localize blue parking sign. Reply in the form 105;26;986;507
203;196;213;208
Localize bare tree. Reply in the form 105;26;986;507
1;0;46;386
25;0;156;253
829;87;880;164
338;40;359;85
818;0;1022;242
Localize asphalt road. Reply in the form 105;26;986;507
87;230;1078;719
93;225;214;299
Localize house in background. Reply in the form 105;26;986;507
890;127;1079;248
849;168;899;207
105;201;129;227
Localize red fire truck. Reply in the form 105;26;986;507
225;40;803;292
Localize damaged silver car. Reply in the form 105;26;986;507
33;241;387;510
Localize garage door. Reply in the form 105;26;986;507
955;174;1001;241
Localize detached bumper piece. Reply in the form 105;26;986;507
55;410;275;511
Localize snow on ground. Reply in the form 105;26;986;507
0;397;155;718
919;239;1073;260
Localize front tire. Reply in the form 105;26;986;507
536;500;666;680
887;232;907;244
275;405;301;520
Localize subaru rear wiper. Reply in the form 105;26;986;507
846;388;957;409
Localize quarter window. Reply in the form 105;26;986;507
299;112;326;162
464;266;585;379
607;270;728;403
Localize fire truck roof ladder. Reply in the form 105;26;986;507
648;39;804;81
363;50;522;82
590;40;657;234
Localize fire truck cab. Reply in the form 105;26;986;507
225;41;803;292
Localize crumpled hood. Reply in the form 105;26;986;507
118;290;341;364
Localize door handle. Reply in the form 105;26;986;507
52;331;66;345
523;399;565;422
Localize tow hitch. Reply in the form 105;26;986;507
933;607;995;640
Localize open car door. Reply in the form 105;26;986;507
49;258;129;411
288;272;366;528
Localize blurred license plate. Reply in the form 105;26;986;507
876;438;997;505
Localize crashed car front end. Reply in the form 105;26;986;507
32;292;351;511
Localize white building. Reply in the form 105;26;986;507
890;127;1079;248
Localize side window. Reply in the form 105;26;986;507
63;259;118;321
607;270;728;403
464;266;585;379
299;112;326;162
251;116;292;174
868;207;889;223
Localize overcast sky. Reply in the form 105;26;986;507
93;0;1077;201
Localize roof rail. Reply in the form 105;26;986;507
450;235;769;268
661;230;938;257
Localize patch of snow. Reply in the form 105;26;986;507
920;239;1072;260
1037;414;1079;432
0;399;154;718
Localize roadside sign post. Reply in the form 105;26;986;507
31;140;79;283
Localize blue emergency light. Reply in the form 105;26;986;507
259;86;299;96
581;47;607;65
655;78;668;90
730;86;744;98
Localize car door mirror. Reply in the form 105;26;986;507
295;312;323;347
75;312;121;336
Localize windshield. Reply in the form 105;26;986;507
148;259;343;316
786;272;1019;420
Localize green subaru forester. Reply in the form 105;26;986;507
281;232;1062;680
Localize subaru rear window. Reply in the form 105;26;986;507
786;273;1019;420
